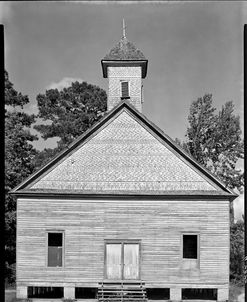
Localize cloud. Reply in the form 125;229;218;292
46;77;83;91
233;193;244;221
24;102;39;115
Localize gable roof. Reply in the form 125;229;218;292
104;36;146;60
11;101;237;200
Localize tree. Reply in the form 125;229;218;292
186;94;216;166
5;71;38;285
185;94;244;192
33;81;107;169
230;218;244;285
183;94;244;224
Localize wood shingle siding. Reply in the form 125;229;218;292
29;111;218;193
17;198;229;288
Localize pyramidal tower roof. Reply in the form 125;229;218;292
104;36;146;60
104;20;146;60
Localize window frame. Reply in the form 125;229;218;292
46;230;65;268
104;239;141;280
181;232;200;269
120;81;130;99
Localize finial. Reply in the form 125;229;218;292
122;18;126;38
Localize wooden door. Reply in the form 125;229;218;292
106;244;122;279
123;244;139;280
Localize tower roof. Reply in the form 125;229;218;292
104;36;146;60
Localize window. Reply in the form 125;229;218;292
146;288;170;300
75;288;97;299
182;288;217;300
183;234;198;259
47;232;63;267
121;81;130;99
28;287;64;298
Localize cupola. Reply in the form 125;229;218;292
101;20;148;112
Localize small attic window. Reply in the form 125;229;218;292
121;81;130;99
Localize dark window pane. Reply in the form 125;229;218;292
75;288;97;299
183;235;197;259
121;82;129;97
28;287;64;298
48;247;62;267
146;288;170;300
182;288;217;300
48;233;62;247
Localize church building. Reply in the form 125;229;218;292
11;25;236;301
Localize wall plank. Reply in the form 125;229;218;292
17;198;229;288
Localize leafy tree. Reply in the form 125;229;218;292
230;218;244;285
186;94;216;165
33;81;107;169
182;94;244;224
5;71;38;285
33;147;61;171
185;94;244;192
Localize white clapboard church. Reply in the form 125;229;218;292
11;23;236;302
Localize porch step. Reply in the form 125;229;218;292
98;281;147;302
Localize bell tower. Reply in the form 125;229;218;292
101;20;148;112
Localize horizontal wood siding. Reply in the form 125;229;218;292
17;198;229;287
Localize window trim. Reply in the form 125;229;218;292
46;230;65;268
104;239;141;280
181;232;200;269
120;81;130;99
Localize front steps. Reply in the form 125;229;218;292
97;281;147;302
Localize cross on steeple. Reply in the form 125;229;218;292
122;18;126;38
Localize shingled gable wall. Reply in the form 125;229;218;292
29;109;218;193
108;66;143;112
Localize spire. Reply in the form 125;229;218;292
103;21;146;61
122;18;126;38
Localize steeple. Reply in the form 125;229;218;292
122;18;126;38
101;22;148;112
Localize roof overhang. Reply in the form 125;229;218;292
11;190;238;201
101;60;148;78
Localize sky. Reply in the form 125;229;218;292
2;1;245;219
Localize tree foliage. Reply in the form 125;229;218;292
185;94;244;192
230;218;244;285
33;81;107;169
34;81;107;146
5;71;38;285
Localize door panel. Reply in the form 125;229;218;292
106;244;122;279
123;244;139;279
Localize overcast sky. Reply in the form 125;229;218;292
2;1;245;219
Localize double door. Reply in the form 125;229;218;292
105;242;140;280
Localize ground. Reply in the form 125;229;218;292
5;283;245;302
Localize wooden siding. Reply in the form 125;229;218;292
17;198;229;288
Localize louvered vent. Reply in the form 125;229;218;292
121;81;130;99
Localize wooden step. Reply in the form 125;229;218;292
97;281;147;302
